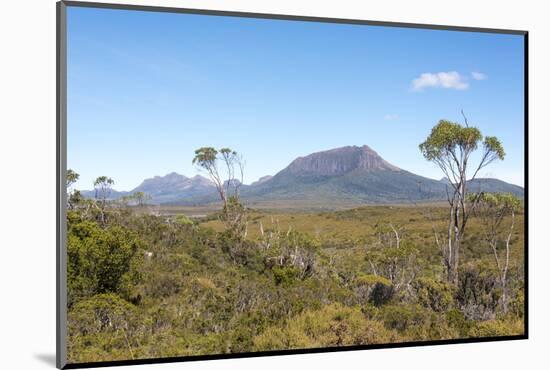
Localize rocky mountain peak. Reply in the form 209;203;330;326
285;145;400;176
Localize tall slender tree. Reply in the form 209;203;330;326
192;147;246;236
419;118;505;284
67;169;79;188
94;176;114;225
66;169;81;209
132;191;151;207
192;147;227;207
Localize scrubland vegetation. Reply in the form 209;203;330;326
65;182;524;363
65;120;525;363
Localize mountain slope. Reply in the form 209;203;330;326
132;172;215;203
241;145;523;204
81;172;216;204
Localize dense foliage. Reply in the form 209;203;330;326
66;182;524;363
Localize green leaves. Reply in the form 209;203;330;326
67;169;80;188
67;220;143;305
192;147;218;167
470;192;521;212
219;147;237;156
93;176;114;187
192;147;240;172
419;119;482;161
484;136;505;160
419;119;505;166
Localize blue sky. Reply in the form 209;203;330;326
67;6;525;191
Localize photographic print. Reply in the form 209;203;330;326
59;2;527;367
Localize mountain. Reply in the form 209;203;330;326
241;145;443;203
467;178;524;196
240;145;524;204
285;145;400;176
81;172;216;204
81;145;524;206
250;175;273;186
131;172;216;203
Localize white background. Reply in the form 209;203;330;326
0;0;547;369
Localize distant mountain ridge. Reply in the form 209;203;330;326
131;172;215;203
81;172;216;204
80;145;524;206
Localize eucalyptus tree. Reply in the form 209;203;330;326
193;147;225;207
132;191;151;207
94;176;115;225
94;176;114;203
192;147;246;236
419;118;505;284
469;192;521;313
67;169;79;188
66;169;82;209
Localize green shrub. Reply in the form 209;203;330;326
412;277;454;312
445;308;473;337
369;282;394;307
67;221;143;305
508;289;525;319
353;274;392;305
272;266;301;286
67;294;144;363
456;262;500;320
253;304;398;350
380;305;425;332
379;304;459;340
468;319;524;337
174;214;194;226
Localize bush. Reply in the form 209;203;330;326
445;309;473;337
217;230;262;268
67;294;144;363
353;274;392;305
412;277;454;312
456;262;500;320
272;266;301;286
253;304;398;350
263;231;320;279
379;304;459;340
369;282;394;307
380;305;425;332
67;220;143;305
174;214;194;226
468;319;524;337
508;289;525;319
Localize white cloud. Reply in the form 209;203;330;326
471;71;488;80
384;114;399;121
411;71;469;91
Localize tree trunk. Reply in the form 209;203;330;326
447;203;461;285
501;277;508;314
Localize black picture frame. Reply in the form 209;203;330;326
56;1;529;368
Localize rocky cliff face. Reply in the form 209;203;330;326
285;145;400;176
